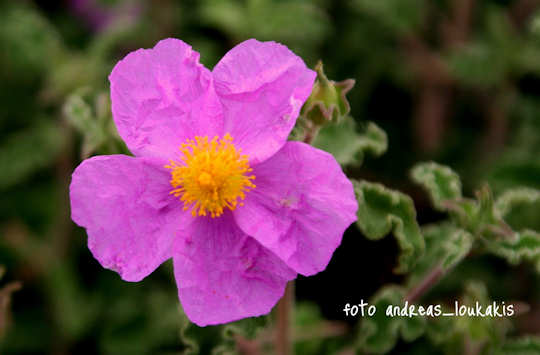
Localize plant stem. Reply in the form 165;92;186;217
405;265;444;304
275;281;294;355
302;124;319;145
0;281;23;339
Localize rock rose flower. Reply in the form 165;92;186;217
70;38;358;326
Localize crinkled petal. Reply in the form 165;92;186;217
110;38;223;160
234;142;358;276
173;212;296;326
70;155;186;281
212;39;316;164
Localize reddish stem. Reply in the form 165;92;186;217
275;281;294;355
405;266;444;304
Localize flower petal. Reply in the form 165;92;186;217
173;212;296;326
212;39;316;164
109;38;223;159
70;155;185;282
234;142;358;276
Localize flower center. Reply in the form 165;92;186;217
165;133;256;218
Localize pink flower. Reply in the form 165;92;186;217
70;38;358;326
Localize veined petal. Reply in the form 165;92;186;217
234;142;358;276
173;212;296;326
70;155;185;281
213;39;316;164
109;38;223;159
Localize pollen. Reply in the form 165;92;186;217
165;134;256;218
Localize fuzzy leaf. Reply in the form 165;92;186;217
63;91;93;130
484;229;540;272
353;180;424;273
179;311;222;355
495;188;540;231
293;302;347;354
426;281;511;353
425;316;457;346
408;224;473;286
496;336;540;355
64;90;127;158
64;91;105;158
179;312;268;355
411;162;462;211
314;119;387;166
357;286;426;354
457;281;510;347
496;188;540;217
214;316;268;354
412;165;512;241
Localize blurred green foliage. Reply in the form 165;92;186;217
1;0;540;354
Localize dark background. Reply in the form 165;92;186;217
1;0;540;353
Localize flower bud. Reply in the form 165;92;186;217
301;61;355;125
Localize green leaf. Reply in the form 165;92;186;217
222;316;267;341
496;188;540;217
0;2;63;78
0;120;65;189
447;42;507;88
353;0;424;34
457;281;510;348
408;224;473;287
446;7;519;88
472;185;503;237
199;0;330;60
214;316;268;354
199;0;247;39
179;311;268;355
100;283;184;355
484;229;540;272
45;53;107;103
412;164;540;273
178;311;222;355
530;9;540;39
45;263;100;341
357;286;426;354
353;180;424;273
293;302;349;354
426;281;511;353
496;336;540;355
425;316;457;347
412;165;511;239
63;91;94;133
313;119;387;166
356;122;388;158
411;162;462;211
495;188;540;231
64;91;105;158
64;89;128;158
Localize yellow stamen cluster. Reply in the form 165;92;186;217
165;134;256;218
